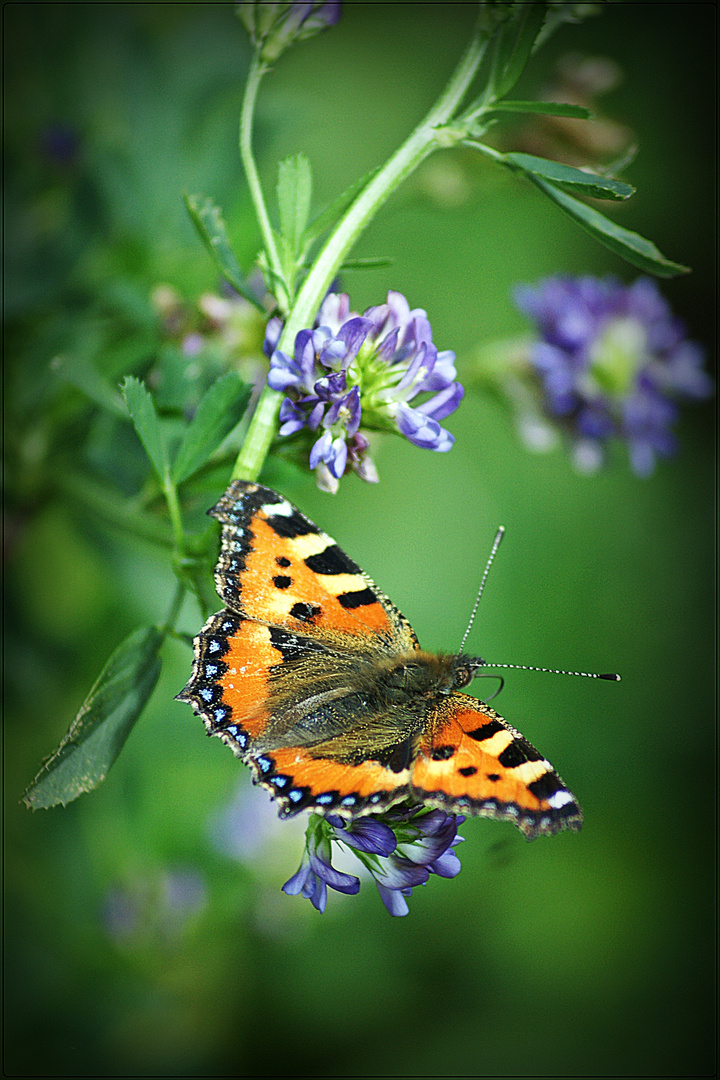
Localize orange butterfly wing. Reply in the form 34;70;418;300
411;694;583;838
209;480;418;648
247;744;413;818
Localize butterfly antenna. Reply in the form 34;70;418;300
458;526;505;654
478;662;621;681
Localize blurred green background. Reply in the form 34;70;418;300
4;4;715;1076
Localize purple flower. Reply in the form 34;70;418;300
282;828;360;914
514;276;712;476
265;291;463;489
369;808;464;916
282;809;464;917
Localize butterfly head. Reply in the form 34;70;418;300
450;655;486;689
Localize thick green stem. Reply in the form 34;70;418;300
231;384;282;480
232;24;488;484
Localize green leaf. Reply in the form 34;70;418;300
491;4;547;99
601;143;639;179
184;194;265;311
23;628;163;809
490;100;592;119
506;152;635;200
528;175;690;277
121;376;168;481
171;372;252;484
302;164;382;251
338;256;393;271
51;354;128;417
277;154;313;259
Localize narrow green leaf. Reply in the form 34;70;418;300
23;628;163;809
490;100;592;119
338;256;393;271
601;143;639;178
121;377;168;481
492;4;547;98
302;164;382;251
184;194;264;311
506;152;635;200
51;354;128;417
277;154;313;259
529;175;690;276
171;373;252;484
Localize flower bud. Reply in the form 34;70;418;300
238;2;340;63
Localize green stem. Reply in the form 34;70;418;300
161;579;187;636
163;474;185;554
231;384;282;481
233;23;488;484
239;53;289;311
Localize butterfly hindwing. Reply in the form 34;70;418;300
245;744;413;818
411;694;583;838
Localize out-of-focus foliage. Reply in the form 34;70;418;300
4;4;715;1077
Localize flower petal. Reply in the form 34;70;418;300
396;404;454;451
282;856;313;896
375;882;410;917
308;851;360;894
309;430;333;470
415;382;464;421
372;854;429;890
335;819;397;857
429;849;462;878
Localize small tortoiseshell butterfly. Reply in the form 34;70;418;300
179;481;586;839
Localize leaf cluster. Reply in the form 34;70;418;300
458;2;688;277
22;366;252;811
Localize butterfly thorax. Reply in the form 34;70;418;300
374;651;485;700
252;649;484;758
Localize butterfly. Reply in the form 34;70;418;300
179;480;585;839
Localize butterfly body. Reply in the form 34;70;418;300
179;481;583;839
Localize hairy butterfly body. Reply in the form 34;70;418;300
178;481;582;839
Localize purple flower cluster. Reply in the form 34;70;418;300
282;808;464;916
264;291;464;490
514;276;712;476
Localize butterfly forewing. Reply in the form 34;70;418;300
210;481;418;649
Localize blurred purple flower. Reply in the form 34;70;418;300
514;276;713;476
282;808;464;917
103;867;207;944
40;122;80;167
265;291;463;489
